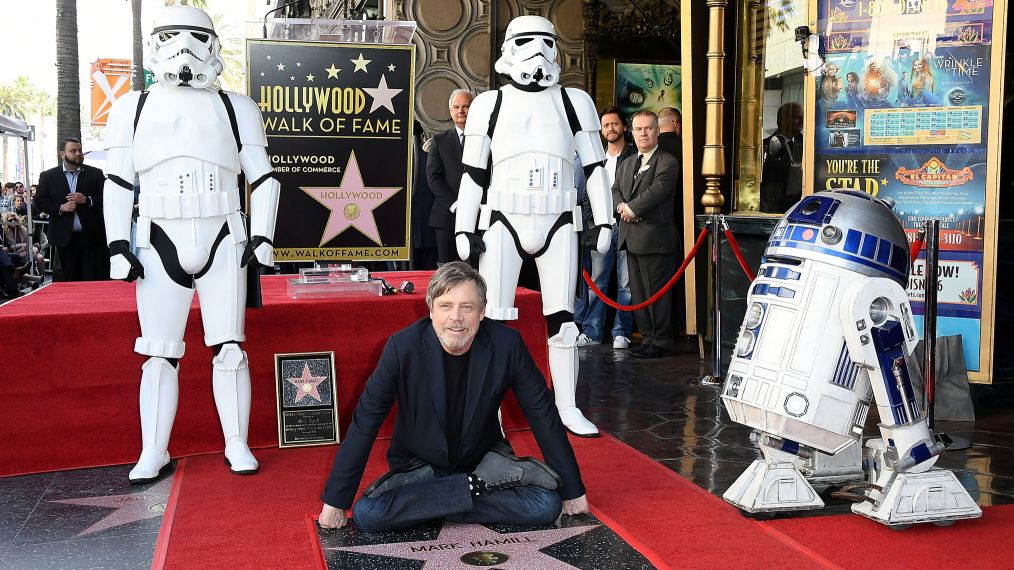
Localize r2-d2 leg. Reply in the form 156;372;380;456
842;278;980;526
723;432;825;512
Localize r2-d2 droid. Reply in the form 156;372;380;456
721;191;980;527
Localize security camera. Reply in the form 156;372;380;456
794;26;810;42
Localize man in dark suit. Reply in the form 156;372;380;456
426;89;472;265
35;138;108;281
612;111;680;358
318;262;589;532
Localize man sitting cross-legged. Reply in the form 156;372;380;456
318;261;589;532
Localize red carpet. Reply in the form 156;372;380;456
0;272;548;476
764;508;1014;569
155;431;1014;569
158;432;845;569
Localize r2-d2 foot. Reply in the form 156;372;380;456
851;436;981;527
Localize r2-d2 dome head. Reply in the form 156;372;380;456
494;16;561;88
146;6;224;89
768;191;910;285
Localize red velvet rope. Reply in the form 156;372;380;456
910;236;925;266
723;228;756;281
582;226;710;312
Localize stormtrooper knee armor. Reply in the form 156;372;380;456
454;16;614;436
102;6;280;482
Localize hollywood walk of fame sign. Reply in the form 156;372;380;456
274;351;340;447
247;39;414;261
318;515;656;569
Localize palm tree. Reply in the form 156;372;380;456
132;0;144;91
56;0;81;146
0;77;36;183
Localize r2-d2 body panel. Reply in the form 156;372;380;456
722;191;913;456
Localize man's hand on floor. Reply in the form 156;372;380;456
562;494;590;516
318;503;348;529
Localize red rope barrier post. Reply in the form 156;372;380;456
696;216;722;386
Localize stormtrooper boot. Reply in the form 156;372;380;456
212;344;259;475
549;323;598;437
129;357;179;484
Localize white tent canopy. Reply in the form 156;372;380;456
0;113;31;140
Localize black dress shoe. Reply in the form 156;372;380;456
633;345;671;359
633;342;651;353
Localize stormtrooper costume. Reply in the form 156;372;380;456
102;6;280;483
454;16;613;437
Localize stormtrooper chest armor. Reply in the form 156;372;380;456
485;87;577;215
132;86;243;219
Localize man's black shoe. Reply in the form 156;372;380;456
633;342;652;353
363;461;434;498
473;449;560;493
633;345;671;359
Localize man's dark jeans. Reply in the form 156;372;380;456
351;470;562;533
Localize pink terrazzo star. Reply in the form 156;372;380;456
287;363;327;403
300;151;401;246
330;521;599;569
50;476;172;536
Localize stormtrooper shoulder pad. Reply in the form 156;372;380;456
103;91;144;150
462;90;501;137
221;90;269;148
562;88;602;133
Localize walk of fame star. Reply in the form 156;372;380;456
330;522;599;569
287;363;327;404
50;477;172;536
300;151;401;246
351;53;372;73
363;75;402;114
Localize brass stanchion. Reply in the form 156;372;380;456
698;0;727;386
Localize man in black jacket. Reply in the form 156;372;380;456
318;262;589;532
426;89;473;265
35;138;108;281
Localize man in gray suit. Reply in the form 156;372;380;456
612;111;679;358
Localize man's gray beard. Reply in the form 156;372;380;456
438;330;474;353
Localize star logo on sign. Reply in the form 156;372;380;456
351;53;372;73
387;63;396;71
296;62;302;67
287;363;326;403
363;75;402;114
277;63;286;71
300;151;401;246
266;54;272;60
329;521;599;569
325;64;341;79
306;73;315;82
50;477;172;536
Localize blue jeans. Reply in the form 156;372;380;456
352;470;562;533
581;230;632;342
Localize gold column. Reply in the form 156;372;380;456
701;0;727;215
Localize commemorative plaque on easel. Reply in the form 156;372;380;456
274;352;340;447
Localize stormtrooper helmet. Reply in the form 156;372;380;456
494;16;561;88
146;5;224;89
